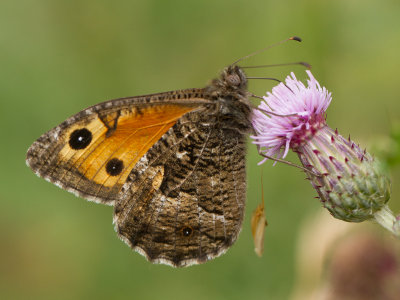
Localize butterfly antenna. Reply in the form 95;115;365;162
242;61;311;69
246;77;281;83
231;36;302;66
247;77;294;93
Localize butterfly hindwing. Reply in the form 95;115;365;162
113;105;248;267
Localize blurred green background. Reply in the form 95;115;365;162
1;0;400;299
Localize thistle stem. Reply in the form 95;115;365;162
374;205;400;238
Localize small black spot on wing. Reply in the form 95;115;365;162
106;158;124;176
69;128;92;150
181;226;193;237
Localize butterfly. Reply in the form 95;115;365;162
26;64;253;267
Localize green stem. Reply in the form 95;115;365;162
374;205;400;238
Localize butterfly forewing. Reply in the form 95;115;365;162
26;90;206;204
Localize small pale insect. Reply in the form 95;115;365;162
251;175;268;257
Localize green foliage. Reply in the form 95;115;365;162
378;122;400;168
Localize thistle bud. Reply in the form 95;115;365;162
295;126;390;222
251;71;393;226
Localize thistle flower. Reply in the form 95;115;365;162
251;71;397;234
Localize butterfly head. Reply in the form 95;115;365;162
221;65;248;91
208;65;248;96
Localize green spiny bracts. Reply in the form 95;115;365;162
296;126;391;222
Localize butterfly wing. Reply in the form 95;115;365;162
26;90;206;205
113;104;247;267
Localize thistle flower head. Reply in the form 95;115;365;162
251;71;391;223
251;70;331;162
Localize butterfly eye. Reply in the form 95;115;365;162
227;74;241;86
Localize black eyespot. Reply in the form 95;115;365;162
106;158;124;176
182;226;193;237
69;128;92;150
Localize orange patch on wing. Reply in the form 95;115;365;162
59;104;197;189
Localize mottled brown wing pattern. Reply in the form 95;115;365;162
114;107;248;267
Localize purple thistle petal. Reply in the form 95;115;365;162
251;71;332;162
